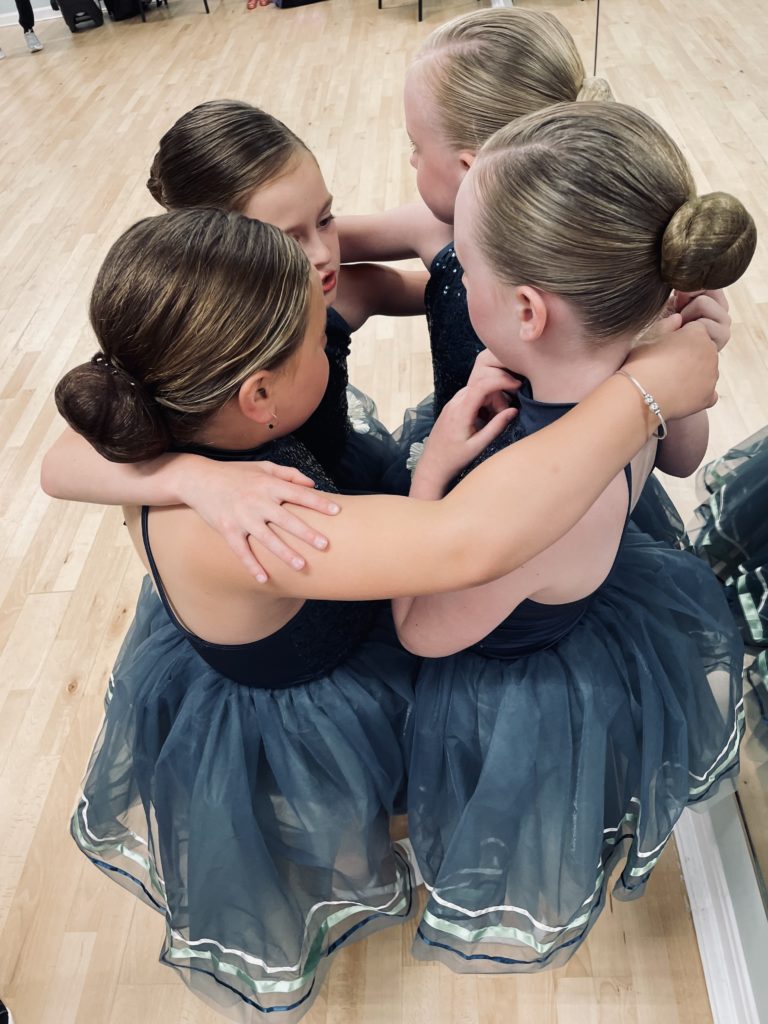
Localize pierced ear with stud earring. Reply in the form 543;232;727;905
268;412;278;431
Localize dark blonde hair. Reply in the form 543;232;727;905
472;102;756;338
415;8;612;152
147;100;309;211
55;210;313;462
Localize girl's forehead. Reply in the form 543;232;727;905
240;152;330;227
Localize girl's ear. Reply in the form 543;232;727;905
459;150;477;174
513;286;548;342
238;370;276;425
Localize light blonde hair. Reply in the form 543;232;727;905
55;209;313;461
471;102;756;339
414;8;612;152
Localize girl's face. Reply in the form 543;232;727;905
453;172;521;364
404;62;470;226
242;151;341;307
274;277;330;434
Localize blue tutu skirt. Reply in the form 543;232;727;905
407;526;744;971
383;394;688;545
336;384;402;494
71;578;417;1021
691;426;768;711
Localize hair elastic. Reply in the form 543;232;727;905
617;370;668;440
91;352;137;388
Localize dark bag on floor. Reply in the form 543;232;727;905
56;0;104;31
274;0;327;6
103;0;141;20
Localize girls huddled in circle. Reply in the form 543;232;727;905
43;7;757;1021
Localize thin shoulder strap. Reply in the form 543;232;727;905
140;506;197;641
623;463;633;526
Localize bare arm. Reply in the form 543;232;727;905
655;411;710;477
391;353;624;653
648;289;726;477
40;427;341;577
336;203;453;268
333;263;429;332
226;327;720;601
393;482;626;656
41;427;199;505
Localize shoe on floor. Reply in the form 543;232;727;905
0;998;15;1024
25;30;43;52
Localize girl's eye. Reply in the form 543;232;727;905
319;214;335;229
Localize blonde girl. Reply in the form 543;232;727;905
341;8;731;541
391;102;755;970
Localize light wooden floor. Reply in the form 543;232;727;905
1;0;766;1020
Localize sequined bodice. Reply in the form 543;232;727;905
425;243;485;416
145;435;379;687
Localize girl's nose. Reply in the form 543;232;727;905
307;233;332;270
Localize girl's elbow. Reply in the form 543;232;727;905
40;455;65;498
657;446;707;478
395;622;461;658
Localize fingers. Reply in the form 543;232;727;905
274;482;341;516
260;462;316;487
679;296;729;325
484;391;512;416
228;531;270;583
250;524;308;572
469;366;521;401
675;288;729;314
470;407;518;452
678;296;731;350
269;505;331;550
649;311;683;337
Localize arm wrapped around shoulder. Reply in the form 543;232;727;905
661;192;757;292
54;356;171;464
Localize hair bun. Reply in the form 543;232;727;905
576;76;614;102
146;152;167;208
661;191;757;291
55;357;171;463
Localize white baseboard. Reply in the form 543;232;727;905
675;799;766;1024
0;6;62;26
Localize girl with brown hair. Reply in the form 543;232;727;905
43;99;428;579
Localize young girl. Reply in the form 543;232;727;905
53;209;716;1020
392;102;755;970
340;7;731;544
43;100;429;580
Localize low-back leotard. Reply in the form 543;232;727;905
70;433;418;1022
408;379;744;974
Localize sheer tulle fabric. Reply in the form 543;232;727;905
72;580;417;1021
408;527;744;970
691;425;768;705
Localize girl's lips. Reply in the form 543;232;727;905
322;271;337;294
